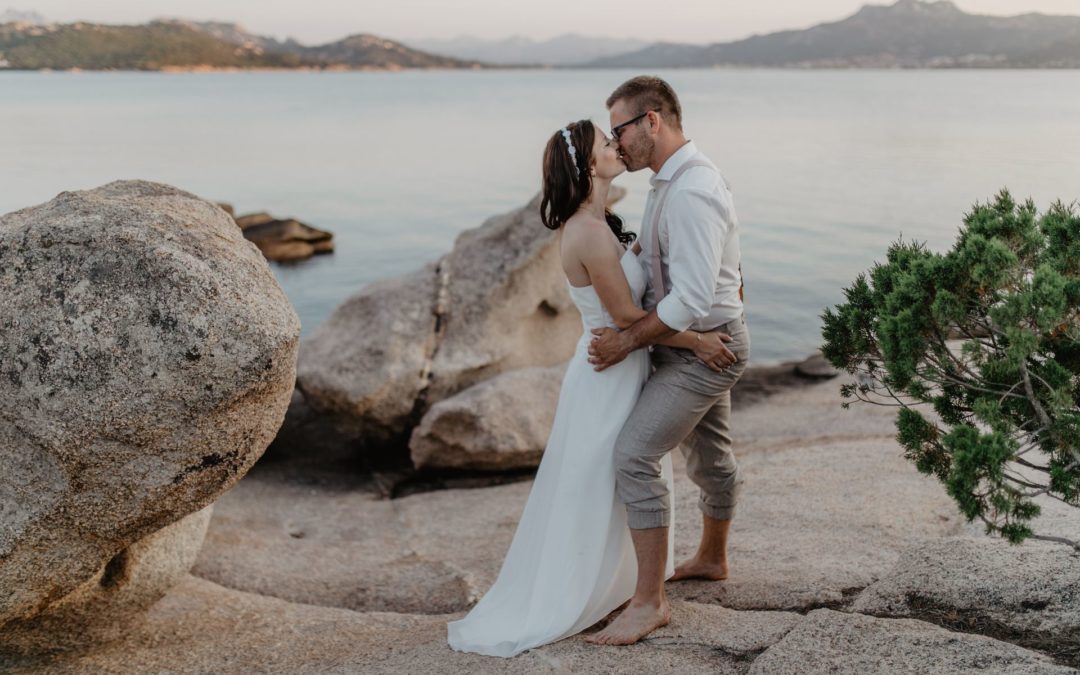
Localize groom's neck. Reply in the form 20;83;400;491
650;133;690;174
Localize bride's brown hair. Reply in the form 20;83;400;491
540;120;635;245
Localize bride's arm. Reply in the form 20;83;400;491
576;226;723;352
575;224;645;329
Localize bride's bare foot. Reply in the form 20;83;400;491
669;557;728;581
585;599;670;646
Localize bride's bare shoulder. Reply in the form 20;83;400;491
562;213;610;247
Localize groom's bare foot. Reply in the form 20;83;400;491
670;557;728;581
585;599;670;646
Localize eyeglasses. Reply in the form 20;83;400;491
611;108;660;140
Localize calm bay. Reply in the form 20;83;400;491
3;68;1079;363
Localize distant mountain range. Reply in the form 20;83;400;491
167;20;483;69
586;0;1080;68
409;34;650;66
0;18;481;70
2;1;1080;71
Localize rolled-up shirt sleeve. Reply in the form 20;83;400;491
655;187;731;331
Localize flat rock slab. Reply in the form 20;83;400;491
190;471;475;614
0;575;797;674
192;458;539;612
666;436;964;611
731;376;898;453
443;602;801;675
405;378;961;615
641;602;802;656
852;538;1080;653
748;609;1073;674
0;574;448;675
194;403;963;618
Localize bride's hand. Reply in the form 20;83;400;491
692;330;736;372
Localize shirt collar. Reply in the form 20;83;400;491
649;141;698;187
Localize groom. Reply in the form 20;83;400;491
586;76;750;646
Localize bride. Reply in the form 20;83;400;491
446;120;731;657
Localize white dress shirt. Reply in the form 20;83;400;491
640;141;743;332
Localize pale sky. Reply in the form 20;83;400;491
13;1;1080;45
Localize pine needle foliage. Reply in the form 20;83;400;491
822;190;1080;550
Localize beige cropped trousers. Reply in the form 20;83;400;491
614;314;751;530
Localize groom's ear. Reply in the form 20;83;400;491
647;110;662;135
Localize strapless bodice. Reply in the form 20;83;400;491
567;249;647;332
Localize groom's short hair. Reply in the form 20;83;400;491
606;76;683;131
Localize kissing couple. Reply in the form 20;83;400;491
448;75;750;657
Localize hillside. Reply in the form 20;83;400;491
174;21;481;69
410;33;649;66
0;20;482;70
586;0;1080;68
298;34;479;69
0;21;312;70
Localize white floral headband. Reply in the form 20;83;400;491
561;128;582;177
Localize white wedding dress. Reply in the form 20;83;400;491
447;249;675;657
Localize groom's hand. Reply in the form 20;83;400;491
588;327;632;371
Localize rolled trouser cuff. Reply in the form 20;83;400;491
699;498;736;522
626;508;670;530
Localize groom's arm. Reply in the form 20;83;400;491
658;187;729;330
588;309;675;370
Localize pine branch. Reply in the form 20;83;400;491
1020;360;1053;429
919;360;1021;400
1027;534;1080;551
1012;457;1051;473
1003;471;1046;490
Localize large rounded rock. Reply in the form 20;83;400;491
295;265;439;451
293;189;626;458
0;180;300;629
409;363;566;471
423;191;587;402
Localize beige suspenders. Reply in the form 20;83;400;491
647;160;745;303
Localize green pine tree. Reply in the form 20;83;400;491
822;190;1080;550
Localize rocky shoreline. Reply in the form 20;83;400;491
5;374;1077;673
2;181;1077;673
259;351;839;501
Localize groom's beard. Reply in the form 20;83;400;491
620;135;654;172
